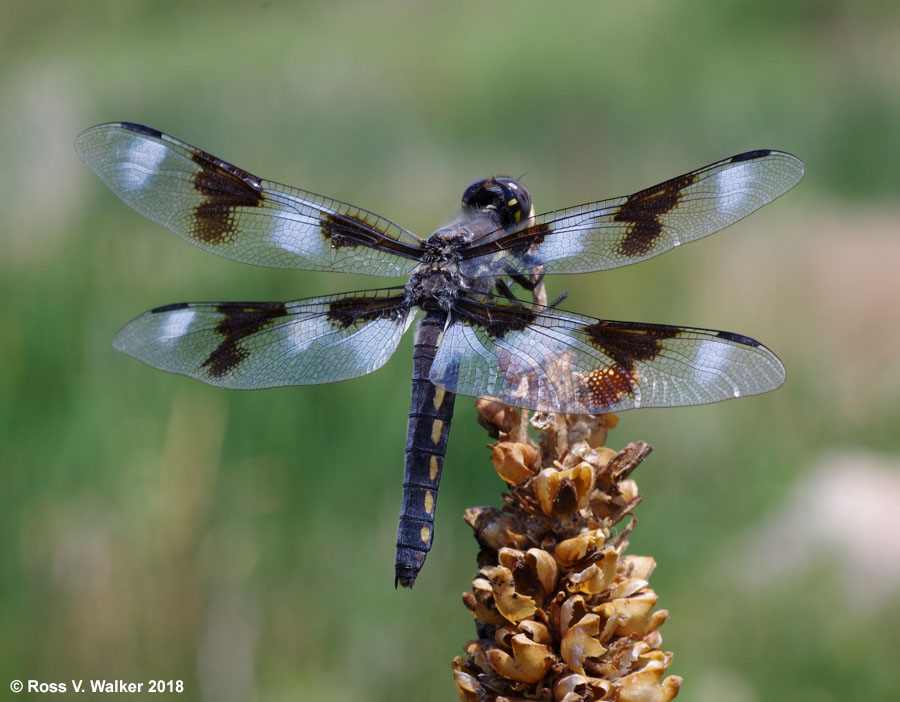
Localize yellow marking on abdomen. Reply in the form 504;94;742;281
433;386;446;410
424;490;435;515
419;525;431;545
429;455;439;481
431;419;444;444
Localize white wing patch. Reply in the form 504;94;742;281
690;338;754;399
121;135;169;190
715;161;755;216
161;309;195;344
285;313;332;352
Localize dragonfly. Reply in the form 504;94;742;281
76;122;803;587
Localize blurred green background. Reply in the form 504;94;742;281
2;1;899;700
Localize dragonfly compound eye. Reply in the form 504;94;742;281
462;177;532;227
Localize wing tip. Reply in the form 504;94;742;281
714;329;787;392
111;319;141;356
111;329;132;356
729;148;806;184
76;120;157;144
111;307;168;357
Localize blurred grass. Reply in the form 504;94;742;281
2;1;899;700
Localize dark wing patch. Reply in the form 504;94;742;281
202;302;287;377
579;321;682;408
583;320;682;369
189;149;264;245
612;171;698;257
114;289;411;389
454;220;549;264
448;296;537;339
459;150;804;278
326;292;411;329
321;210;429;261
75;122;423;276
430;295;785;413
578;365;640;410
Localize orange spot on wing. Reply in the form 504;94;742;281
580;365;639;409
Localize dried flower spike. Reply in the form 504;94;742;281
453;401;681;702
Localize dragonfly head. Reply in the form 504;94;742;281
462;176;533;228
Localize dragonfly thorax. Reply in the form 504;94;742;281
411;219;508;309
404;268;462;311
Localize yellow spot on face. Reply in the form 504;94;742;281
429;455;439;481
431;419;444;444
424;490;434;515
419;525;431;545
507;198;518;207
433;386;445;410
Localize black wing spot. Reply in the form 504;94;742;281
716;330;761;347
120;122;163;138
150;302;191;313
730;150;772;163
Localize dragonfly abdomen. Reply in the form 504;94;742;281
395;309;457;588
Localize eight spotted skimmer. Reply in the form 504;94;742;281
76;122;803;586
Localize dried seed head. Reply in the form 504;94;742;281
477;398;525;438
455;406;681;701
486;633;555;683
492;442;541;484
560;613;607;675
481;565;538;623
463;506;529;553
533;463;595;519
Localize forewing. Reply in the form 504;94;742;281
430;296;784;413
76;122;423;276
460;150;804;277
113;289;411;389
